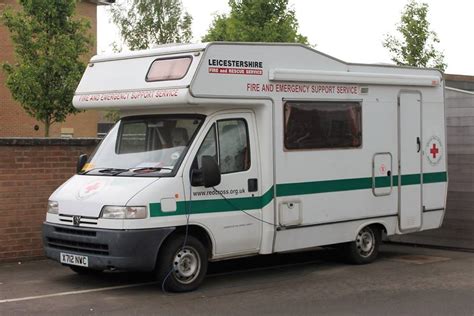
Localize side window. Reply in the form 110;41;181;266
194;119;251;174
217;119;250;174
284;101;362;150
195;124;217;169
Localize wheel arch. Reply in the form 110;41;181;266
158;224;215;260
353;221;388;240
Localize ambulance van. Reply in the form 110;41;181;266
43;43;448;292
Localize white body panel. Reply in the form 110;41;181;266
50;175;158;218
398;92;422;231
47;43;447;261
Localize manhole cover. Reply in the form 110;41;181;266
390;255;451;265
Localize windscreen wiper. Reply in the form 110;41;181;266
98;168;130;175
131;167;174;175
81;168;129;175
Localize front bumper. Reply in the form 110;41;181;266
42;222;175;271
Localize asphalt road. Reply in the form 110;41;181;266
1;244;473;315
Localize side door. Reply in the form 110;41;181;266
183;112;262;257
398;91;423;232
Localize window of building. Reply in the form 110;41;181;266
97;122;115;138
284;101;362;150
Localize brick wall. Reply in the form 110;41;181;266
0;0;103;138
0;138;100;262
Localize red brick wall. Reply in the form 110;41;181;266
0;138;100;262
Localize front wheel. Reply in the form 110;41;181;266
343;225;381;264
155;235;208;292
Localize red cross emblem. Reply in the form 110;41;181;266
78;180;107;200
430;143;439;159
85;182;101;193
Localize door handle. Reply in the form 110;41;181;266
416;137;421;153
248;178;258;192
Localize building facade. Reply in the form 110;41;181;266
445;74;474;92
0;0;111;138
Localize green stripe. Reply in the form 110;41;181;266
150;187;274;217
149;171;447;217
423;171;447;183
277;177;371;197
277;171;446;197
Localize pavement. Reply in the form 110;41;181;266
0;243;473;315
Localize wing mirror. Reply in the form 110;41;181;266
77;154;88;173
191;156;221;188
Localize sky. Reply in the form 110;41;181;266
97;0;474;75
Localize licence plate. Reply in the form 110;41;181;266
60;252;89;267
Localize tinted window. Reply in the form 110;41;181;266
146;57;192;81
284;101;362;150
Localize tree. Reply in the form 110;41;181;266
1;0;91;137
203;0;309;45
110;0;193;51
383;0;446;71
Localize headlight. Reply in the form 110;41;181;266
47;200;59;214
101;206;147;219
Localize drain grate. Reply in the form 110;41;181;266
389;254;451;265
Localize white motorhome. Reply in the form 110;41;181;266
43;43;448;292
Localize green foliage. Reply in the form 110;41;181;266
104;110;120;123
203;0;309;45
383;0;446;71
110;0;193;51
1;0;91;137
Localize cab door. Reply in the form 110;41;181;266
182;112;262;256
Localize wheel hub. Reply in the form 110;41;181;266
173;247;200;284
356;229;375;257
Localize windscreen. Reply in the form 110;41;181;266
83;115;204;176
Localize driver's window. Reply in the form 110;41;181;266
218;119;250;174
194;119;250;174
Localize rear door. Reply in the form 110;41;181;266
183;112;262;256
398;91;423;231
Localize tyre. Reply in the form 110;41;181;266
69;265;102;275
343;225;381;264
156;234;208;292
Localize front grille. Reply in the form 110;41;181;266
47;237;109;255
59;214;99;226
54;226;96;237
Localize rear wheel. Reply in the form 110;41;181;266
343;225;381;264
155;235;208;292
